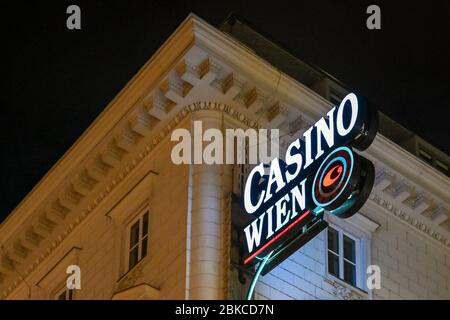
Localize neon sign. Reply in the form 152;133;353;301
241;93;378;267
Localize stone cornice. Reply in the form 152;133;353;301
0;15;196;240
365;134;450;205
4;15;447;245
192;13;449;205
1;13;309;293
1;13;448;299
362;136;450;248
0;102;262;298
367;193;450;249
191;14;333;123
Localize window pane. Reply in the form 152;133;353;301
344;260;356;286
130;221;140;248
143;212;149;236
328;252;339;277
141;236;148;259
327;227;339;254
343;235;356;263
129;246;139;269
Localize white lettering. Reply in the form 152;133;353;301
275;195;290;232
285;139;303;183
302;126;314;169
290;178;307;219
315;108;336;159
244;163;266;214
263;158;286;203
244;211;266;252
336;93;359;137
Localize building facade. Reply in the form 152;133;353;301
1;14;449;300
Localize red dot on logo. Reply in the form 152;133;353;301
323;164;343;187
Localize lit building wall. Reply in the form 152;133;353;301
255;208;450;300
1;14;448;301
4;129;191;300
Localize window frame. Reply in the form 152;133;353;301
126;210;149;271
324;212;379;299
325;224;362;290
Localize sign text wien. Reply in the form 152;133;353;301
242;93;377;265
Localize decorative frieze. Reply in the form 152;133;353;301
369;192;450;247
368;157;450;248
267;102;288;128
325;278;364;300
0;100;265;298
117;262;145;291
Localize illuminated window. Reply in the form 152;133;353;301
56;288;73;300
327;226;358;287
128;211;149;270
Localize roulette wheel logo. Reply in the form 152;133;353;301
312;146;375;218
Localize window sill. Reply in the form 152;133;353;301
116;256;150;291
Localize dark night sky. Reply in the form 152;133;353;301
2;1;450;222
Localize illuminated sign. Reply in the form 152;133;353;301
241;93;378;267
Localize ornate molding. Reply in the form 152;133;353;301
360;152;450;249
1;14;449;301
117;261;146;291
368;192;450;248
332;285;363;300
1;34;301;296
0;16;323;296
0;101;259;299
325;278;364;300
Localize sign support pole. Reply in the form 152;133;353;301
246;250;274;300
